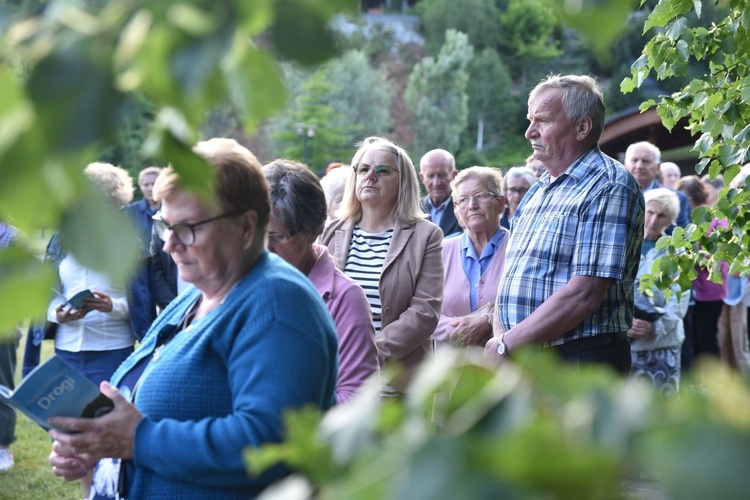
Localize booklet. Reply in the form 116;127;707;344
52;288;95;309
0;355;113;433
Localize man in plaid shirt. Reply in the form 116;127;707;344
485;74;644;374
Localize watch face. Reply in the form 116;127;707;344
496;338;506;356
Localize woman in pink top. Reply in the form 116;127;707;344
263;159;379;403
433;167;509;349
676;176;728;364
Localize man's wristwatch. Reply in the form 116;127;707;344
496;333;508;358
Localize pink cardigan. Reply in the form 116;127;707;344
308;244;379;403
433;231;508;347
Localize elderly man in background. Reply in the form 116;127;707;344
659;161;682;189
419;149;461;238
625;142;690;232
485;74;644;374
125;166;163;241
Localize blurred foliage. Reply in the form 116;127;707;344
270;48;392;171
405;29;473;159
622;0;750;292
465;48;512;153
415;0;502;55
272;70;350;173
247;349;750;499
0;0;357;335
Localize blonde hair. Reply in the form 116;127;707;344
336;136;425;224
83;162;134;208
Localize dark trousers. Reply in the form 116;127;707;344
555;332;631;375
681;304;695;373
0;339;18;446
693;300;723;359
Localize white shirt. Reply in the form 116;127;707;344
48;254;134;352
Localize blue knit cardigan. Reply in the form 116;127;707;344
111;251;338;498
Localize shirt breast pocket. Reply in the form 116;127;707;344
527;212;578;263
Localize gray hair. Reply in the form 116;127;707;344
452;166;504;197
504;166;536;190
644;188;680;224
137;166;162;184
625;141;661;164
84;162;134;208
529;74;606;142
263;159;327;237
320;166;351;209
337;136;425;224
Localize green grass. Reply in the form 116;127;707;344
1;338;80;500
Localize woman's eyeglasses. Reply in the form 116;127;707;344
152;210;249;247
352;163;398;177
454;191;499;208
268;232;292;244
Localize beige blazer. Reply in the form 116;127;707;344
321;217;444;392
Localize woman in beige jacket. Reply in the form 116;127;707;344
321;137;443;395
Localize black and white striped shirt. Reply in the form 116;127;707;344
344;226;394;333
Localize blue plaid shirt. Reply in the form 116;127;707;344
497;146;644;345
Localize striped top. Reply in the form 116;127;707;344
344;226;394;333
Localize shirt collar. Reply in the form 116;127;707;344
460;227;507;260
427;196;451;212
539;146;599;188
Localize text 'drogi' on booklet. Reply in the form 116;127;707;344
0;354;113;433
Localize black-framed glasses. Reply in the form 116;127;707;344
352;163;398;177
152;209;249;247
454;191;499;208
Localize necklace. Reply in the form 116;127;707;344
152;279;241;363
220;280;241;305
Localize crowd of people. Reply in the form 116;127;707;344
0;72;748;497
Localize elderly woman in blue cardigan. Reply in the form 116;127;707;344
48;138;338;499
433;167;508;349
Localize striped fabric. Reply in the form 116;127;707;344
497;146;645;346
344;226;394;333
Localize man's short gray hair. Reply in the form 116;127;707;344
625;141;662;164
529;74;606;142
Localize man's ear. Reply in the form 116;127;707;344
451;169;458;180
576;116;593;142
418;171;425;183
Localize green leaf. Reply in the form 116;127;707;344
27;45;125;153
665;17;688;41
270;0;340;66
222;37;286;132
644;0;694;33
143;109;213;201
60;189;140;283
0;245;56;331
0;68;34;160
741;77;750;104
620;77;635;94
